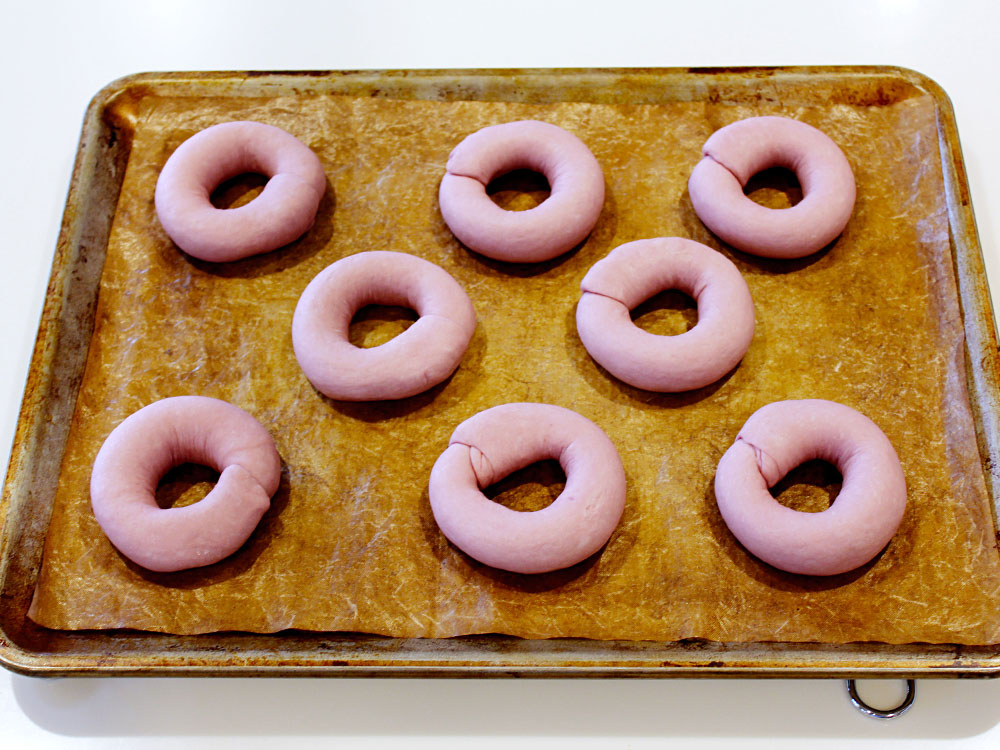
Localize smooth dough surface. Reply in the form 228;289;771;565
90;396;282;572
576;237;755;392
428;403;626;574
154;121;326;262
688;116;856;258
714;399;907;576
438;120;605;263
292;251;477;401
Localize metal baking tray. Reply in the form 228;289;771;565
2;66;999;677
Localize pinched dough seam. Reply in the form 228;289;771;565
578;288;628;308
444;169;488;185
701;152;742;184
450;440;498;488
734;435;781;485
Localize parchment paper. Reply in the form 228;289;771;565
27;85;1000;644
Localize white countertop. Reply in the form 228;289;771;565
4;1;1000;747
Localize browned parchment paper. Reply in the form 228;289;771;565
27;85;1000;644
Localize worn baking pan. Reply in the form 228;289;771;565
2;67;999;677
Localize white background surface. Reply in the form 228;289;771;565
3;0;1000;746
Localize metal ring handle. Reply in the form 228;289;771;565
846;679;915;719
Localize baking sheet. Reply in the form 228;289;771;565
4;67;1000;675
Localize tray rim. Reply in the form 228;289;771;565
3;64;999;678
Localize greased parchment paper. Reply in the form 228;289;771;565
27;85;1000;644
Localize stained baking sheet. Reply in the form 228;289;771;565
3;67;1000;676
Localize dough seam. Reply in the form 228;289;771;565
702;152;742;185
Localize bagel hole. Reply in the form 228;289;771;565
631;290;698;336
744;167;802;209
770;459;842;513
487;169;551;211
484;459;566;512
210;173;269;209
155;463;220;509
349;305;419;348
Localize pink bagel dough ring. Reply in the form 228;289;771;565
292;251;477;401
714;399;907;576
90;396;282;573
438;120;605;263
428;403;627;574
154;121;326;262
576;237;755;392
688;116;856;258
